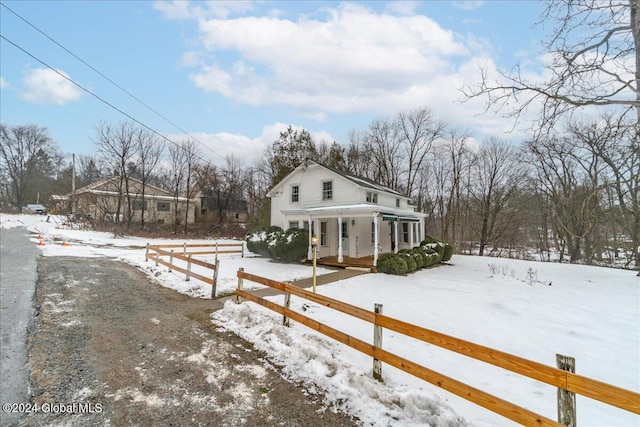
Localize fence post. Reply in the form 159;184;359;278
145;243;149;262
169;249;174;273
154;247;158;267
211;258;219;299
557;354;576;427
241;241;245;258
186;254;192;282
215;242;219;263
183;242;186;256
373;303;383;382
236;268;244;304
283;293;291;327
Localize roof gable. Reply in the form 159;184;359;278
75;177;175;198
267;159;405;199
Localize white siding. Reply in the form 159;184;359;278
270;163;360;225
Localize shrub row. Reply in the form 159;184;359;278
376;235;454;275
246;226;309;262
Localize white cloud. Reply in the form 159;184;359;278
185;3;471;119
451;1;485;11
164;123;337;166
154;0;254;20
385;1;419;16
0;76;9;89
20;68;82;105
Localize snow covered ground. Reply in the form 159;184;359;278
2;214;639;426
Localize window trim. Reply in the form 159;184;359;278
322;180;333;200
291;184;300;203
157;201;171;212
366;191;378;204
133;200;147;211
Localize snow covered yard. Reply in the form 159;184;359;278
3;213;639;426
213;255;639;427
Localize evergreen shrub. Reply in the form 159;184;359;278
270;228;309;262
376;253;409;275
420;235;439;245
398;252;417;273
409;249;424;269
246;226;283;257
246;226;309;262
442;243;454;262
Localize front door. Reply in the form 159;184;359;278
340;221;349;256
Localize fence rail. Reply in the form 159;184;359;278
146;241;245;257
145;243;223;297
235;269;640;426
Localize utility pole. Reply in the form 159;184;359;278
71;153;76;217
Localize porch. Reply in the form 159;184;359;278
315;255;378;273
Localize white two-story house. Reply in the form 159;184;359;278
267;159;427;267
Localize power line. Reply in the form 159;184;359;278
0;1;227;162
0;34;217;167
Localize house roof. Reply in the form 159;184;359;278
267;159;405;198
201;191;248;211
281;203;426;219
72;176;194;202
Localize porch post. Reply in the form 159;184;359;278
373;213;379;267
394;220;399;254
409;221;414;247
337;214;344;263
308;215;313;260
420;217;425;242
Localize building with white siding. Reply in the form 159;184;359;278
267;159;427;267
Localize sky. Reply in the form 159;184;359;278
0;1;548;167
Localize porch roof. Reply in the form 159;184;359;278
280;203;427;220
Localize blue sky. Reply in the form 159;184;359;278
0;1;547;166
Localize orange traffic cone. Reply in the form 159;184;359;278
37;235;43;240
37;241;46;247
61;241;71;247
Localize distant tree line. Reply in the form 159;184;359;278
1;111;637;268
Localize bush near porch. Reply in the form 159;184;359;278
246;226;309;262
376;236;454;275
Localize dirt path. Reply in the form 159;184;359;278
20;257;357;427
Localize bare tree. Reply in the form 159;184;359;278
526;132;606;263
94;121;139;224
469;138;523;256
464;0;639;131
567;115;639;267
166;140;200;233
131;130;164;227
77;155;105;187
397;107;445;197
0;124;56;211
363;117;403;190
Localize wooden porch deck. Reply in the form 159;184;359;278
316;255;377;272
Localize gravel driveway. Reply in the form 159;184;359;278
13;255;356;427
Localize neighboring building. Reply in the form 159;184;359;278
266;159;427;266
198;191;249;225
70;177;197;224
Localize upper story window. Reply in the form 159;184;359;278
396;198;400;208
291;185;299;203
322;181;333;200
157;202;170;212
366;191;378;203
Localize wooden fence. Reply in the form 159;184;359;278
145;243;230;297
146;241;245;257
235;269;640;426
